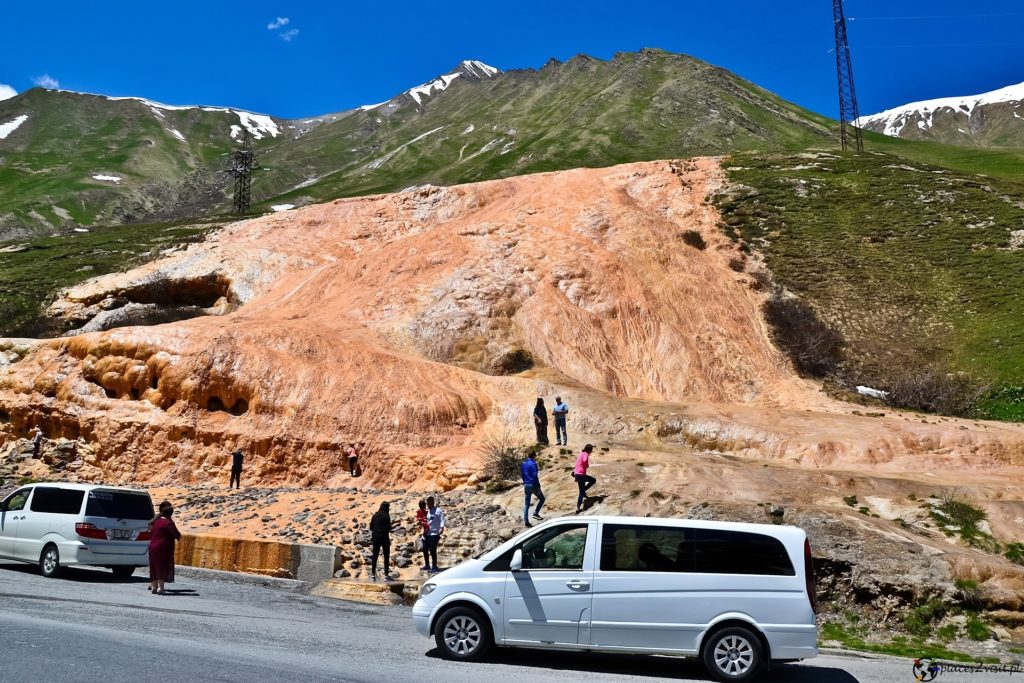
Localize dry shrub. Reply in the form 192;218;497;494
679;230;707;250
763;292;842;377
886;367;988;416
479;428;532;482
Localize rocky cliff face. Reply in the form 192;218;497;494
2;158;1024;491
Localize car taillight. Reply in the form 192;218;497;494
75;522;108;540
804;537;818;614
136;531;151;541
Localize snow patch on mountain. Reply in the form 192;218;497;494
856;81;1024;136
170;129;186;141
92;174;122;183
366;126;445;169
0;114;28;140
404;60;500;106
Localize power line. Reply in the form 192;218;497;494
849;12;1024;21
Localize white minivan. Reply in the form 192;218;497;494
0;483;155;578
413;516;817;682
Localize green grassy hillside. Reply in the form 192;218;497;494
716;151;1024;418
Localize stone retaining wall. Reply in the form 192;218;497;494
175;533;339;582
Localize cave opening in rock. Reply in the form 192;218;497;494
207;397;227;412
104;388;117;399
150;375;159;390
230;399;249;416
130;388;140;400
0;409;9;424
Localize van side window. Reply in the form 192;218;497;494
3;488;31;512
484;524;589;571
601;525;794;576
29;487;86;515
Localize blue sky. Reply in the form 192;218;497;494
1;1;1022;119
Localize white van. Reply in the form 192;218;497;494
0;483;154;578
413;516;817;682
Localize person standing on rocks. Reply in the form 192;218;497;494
425;496;446;573
369;501;395;581
533;398;549;446
572;444;597;513
552;396;569;446
346;443;360;477
148;501;181;595
31;428;43;459
229;449;244;489
521;450;545;527
416;499;431;571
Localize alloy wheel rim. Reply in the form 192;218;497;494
713;634;754;676
43;549;57;573
443;615;481;655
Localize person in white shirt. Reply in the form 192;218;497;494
552;397;569;446
425;496;446;573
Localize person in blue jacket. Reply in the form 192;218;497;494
520;451;545;527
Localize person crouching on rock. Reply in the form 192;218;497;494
573;444;597;513
149;501;181;595
370;502;395;581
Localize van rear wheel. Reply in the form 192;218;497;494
702;626;764;682
434;606;492;661
39;545;61;578
111;566;135;579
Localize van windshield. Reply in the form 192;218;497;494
84;490;154;520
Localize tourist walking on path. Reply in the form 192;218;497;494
572;444;597;513
369;502;395;581
229;448;243;489
521;451;545;527
415;499;431;570
533;398;549;446
148;501;181;595
424;496;446;573
553;396;569;446
31;428;43;459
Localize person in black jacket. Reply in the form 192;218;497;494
369;501;395;581
533;398;549;445
229;449;243;489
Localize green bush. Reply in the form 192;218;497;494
843;495;858;507
903;599;947;637
965;614;991;642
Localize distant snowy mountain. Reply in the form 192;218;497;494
363;60;501;110
856;81;1024;148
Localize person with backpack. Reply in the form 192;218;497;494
521;451;545;527
369;501;396;581
415;499;431;571
573;444;597;513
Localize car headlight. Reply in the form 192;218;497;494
421;582;437;596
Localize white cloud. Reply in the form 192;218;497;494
33;74;60;89
267;16;289;30
0;83;16;101
279;28;299;42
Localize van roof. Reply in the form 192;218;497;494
563;515;807;541
21;482;150;495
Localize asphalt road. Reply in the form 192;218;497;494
0;562;1013;683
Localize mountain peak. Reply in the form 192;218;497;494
401;60;500;106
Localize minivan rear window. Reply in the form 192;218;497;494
601;524;795;576
84;490;154;520
29;487;85;515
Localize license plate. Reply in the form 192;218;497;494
111;529;132;540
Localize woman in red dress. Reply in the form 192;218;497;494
148;500;181;595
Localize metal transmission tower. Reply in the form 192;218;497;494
227;129;260;214
833;0;864;151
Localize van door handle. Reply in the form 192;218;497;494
565;581;590;591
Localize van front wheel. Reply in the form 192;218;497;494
434;606;493;662
39;545;61;578
111;566;135;579
702;626;764;682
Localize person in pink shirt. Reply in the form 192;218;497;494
572;444;597;513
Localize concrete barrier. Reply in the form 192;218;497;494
175;533;340;583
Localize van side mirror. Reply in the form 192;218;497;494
510;548;523;572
